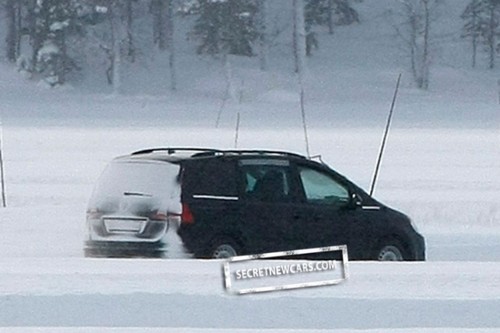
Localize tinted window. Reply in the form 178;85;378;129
299;167;349;205
239;160;291;203
184;158;238;197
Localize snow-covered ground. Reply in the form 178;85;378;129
0;0;499;331
0;126;498;332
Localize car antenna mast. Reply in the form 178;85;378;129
300;81;311;158
369;73;402;197
0;118;6;207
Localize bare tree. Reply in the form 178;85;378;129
125;0;135;62
151;0;176;90
166;0;176;90
26;0;39;70
422;0;430;89
391;0;441;89
462;0;482;67
485;0;500;69
328;0;335;34
151;0;174;51
461;0;500;69
293;0;307;76
304;0;360;56
257;0;268;71
4;0;20;62
109;3;126;94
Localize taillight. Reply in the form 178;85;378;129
181;203;194;224
150;211;168;221
86;208;102;220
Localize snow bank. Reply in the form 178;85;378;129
0;259;499;329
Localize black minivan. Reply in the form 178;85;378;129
86;148;425;261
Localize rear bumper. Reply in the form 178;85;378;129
85;218;169;257
86;218;169;243
84;240;166;258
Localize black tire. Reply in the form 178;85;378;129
207;237;241;259
373;238;410;261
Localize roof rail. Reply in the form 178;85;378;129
131;147;222;156
221;150;306;159
131;147;307;159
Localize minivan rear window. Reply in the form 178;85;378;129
88;160;181;214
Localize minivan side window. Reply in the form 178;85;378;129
298;167;349;205
239;160;291;203
184;159;238;197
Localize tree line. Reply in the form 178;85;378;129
0;0;360;90
1;0;499;91
461;0;500;69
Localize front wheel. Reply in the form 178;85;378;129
374;239;409;261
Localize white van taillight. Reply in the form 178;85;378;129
86;208;102;220
181;203;194;224
150;211;168;221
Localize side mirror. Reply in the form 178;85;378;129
350;193;363;208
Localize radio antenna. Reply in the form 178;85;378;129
369;73;402;197
234;112;240;148
0;119;6;207
300;85;310;158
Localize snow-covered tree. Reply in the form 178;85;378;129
333;0;360;26
190;0;258;57
32;0;79;86
186;0;258;100
481;0;500;69
462;0;500;69
304;0;360;56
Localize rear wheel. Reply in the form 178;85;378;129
209;238;240;259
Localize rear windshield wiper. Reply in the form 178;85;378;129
123;191;153;197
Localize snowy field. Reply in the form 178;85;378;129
0;0;499;330
0;125;499;332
